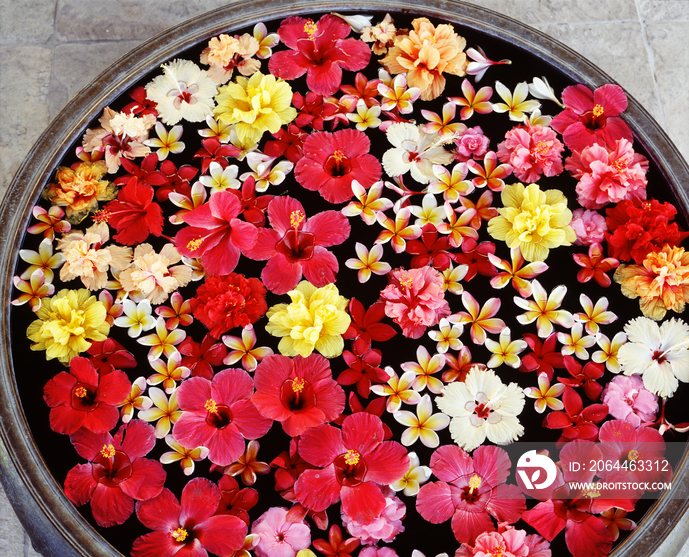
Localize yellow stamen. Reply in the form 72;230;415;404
92;209;111;223
171;527;188;542
533;140;550;155
468;474;482;490
333;149;346;163
582;488;601;499
74;386;88;398
186;238;203;252
204;398;218;414
399;273;413;290
592;104;605;117
303;19;317;40
290;210;305;229
611;157;629;173
100;444;116;458
344;449;360;466
292;377;305;393
628;449;640;461
489;546;506;557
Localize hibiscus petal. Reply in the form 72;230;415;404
521;500;567;541
261;253;303;295
487;484;526;523
302;247;339;287
230;398;273;439
342;412;385;455
64;464;97;506
212;369;254;406
564;516;613;557
429;445;473;482
205;424;245;466
135;488;181;531
302;210;351;247
295;466;342;512
118;419;157;460
416;481;455;523
341;482;386;523
179;477;221;526
120;457;166;501
50;405;86;435
195;515;248;556
90;483;134;527
131;530;180;557
245;228;280;260
451;506;495;544
177;377;213;412
299;423;346;467
365;440;410;484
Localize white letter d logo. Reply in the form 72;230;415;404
517;450;557;490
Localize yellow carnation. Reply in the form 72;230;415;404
487;182;576;262
266;281;350;358
26;289;110;364
213;71;296;147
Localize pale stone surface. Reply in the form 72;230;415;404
0;483;26;556
0;0;56;44
467;0;638;23
638;0;689;21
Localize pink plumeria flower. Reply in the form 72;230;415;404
371;367;422;413
513;280;574;338
592;331;627;373
401;346;446;394
138;316;186;361
574;294;617;335
347;98;382;131
253;22;280;59
27;206;70;241
117;376;153;423
441;263;468;295
378;74;421;114
390;452;432;496
11;269;54;312
168;181;207;225
240;152;294;192
437;204;478;249
137;386;183;438
449;292;505;345
488;248;548;297
375;207;422;253
447;79;494;120
557;322;597;360
222;324;273;372
223;440;272;486
393;394;450;448
19;237;63;283
421;103;466;137
155;292;193;330
492;81;541;122
345;242;391;283
99;289;123;326
409;193;446;227
428;318;464;354
466;151;513;192
144;121;185;160
160;434;209;476
114;299;157;338
485;328;527;369
428;163;475;203
466;46;511;81
341;180;394;225
147;352;191;394
198;115;232;142
524;372;565;413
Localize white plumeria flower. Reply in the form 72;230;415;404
117;376;153;423
240;152;294;192
199;161;240;193
557;322;597;360
19;237;64;282
147;351;191;394
137;387;183;438
347;98;382;131
345;242;391;283
592;331;627;373
222;324;273;372
144;121;185;160
390;452;432;496
114;299;157;338
524;372;565;413
492;81;541;122
160;435;209;476
401;346;446;394
253;22;280;59
513;280;574;338
409;192;445;227
393;394;450;448
331;12;373;33
428;163;474;204
466;46;511;82
168;182;207;225
428;318;464;354
378;74;420;114
527;108;552;127
528;76;564;107
138;316;186;361
441;262;468;295
370;368;421;413
485;328;527;369
198;114;233;142
341;180;394;225
574;294;617;335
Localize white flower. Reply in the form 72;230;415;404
409;193;445;227
617;317;689;398
200;161;240;193
393;394;450;448
390;452;431;496
114;299;157;338
239;152;294;192
437;367;525;452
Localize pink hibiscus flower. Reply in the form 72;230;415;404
63;420;166;527
132;477;247;557
570;208;607;246
244;195;350;294
550;84;633;151
252;353;345;437
456;527;534;557
43;356;131;435
601;375;658;427
416;444;525;545
251;506;311;557
268;14;371;96
341;487;405;544
496;124;564;183
294;129;382;203
294;412;410;524
175;191;258;276
173;368;273;466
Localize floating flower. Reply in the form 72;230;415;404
453;126;490;162
514;280;574;338
466;151;513;192
114;299;157;338
393;394;450;448
200;33;261;83
222;325;273;372
251;506;311;557
428;318;463;354
573;242;619;287
571;208;608;246
12;269;54;312
488;247;548;298
155;291;193;330
524;372;565;413
370;368;421;413
390;452;431;497
592;331;627;374
27;205;71;241
449;292;504;346
223;439;272;486
375;207;422;254
137;316;186;361
147;352;190;394
361;13;397;55
574;294;617;335
601;375;658;427
485;328;528;369
118;376;152;424
160;434;209;476
341;487;406;544
465;46;511;82
496;123;564;183
345;243;391;283
557;322;597;360
342;180;394;226
144;121;185;160
378;73;420;114
240;152;293;192
492;81;540;122
448;79;493;120
137;387;183;438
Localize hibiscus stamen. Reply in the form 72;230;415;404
611;157;629;173
292;377;305;393
533;140;550;155
204;398;218;414
332;150;346;163
344;449;361;466
468;474;482;494
186;237;203;251
92;209;111;223
399;272;414;290
303;19;317;40
592;104;605;117
100;444;116;458
290;210;305;229
628;449;640;461
171;527;188;542
489;545;506;557
74;386;88;398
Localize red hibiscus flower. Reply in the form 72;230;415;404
189;273;268;338
103;177;164;246
252;353;345;437
131;477;247;557
43;356;131;435
268;14;371;96
550;83;633;151
416;444;526;544
175;191;258;276
63;420;166;527
173;368;272;466
294;412;409;523
294;128;382;203
245;195;350;294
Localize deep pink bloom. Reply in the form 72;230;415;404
416;444;526;545
456;528;532;557
294;412;409;524
175;191;258;276
550;84;633;151
543;386;608;443
268;15;371;96
496;124;564;183
251;506;311;557
294;128;382;203
252;353;346;437
244;195;350;294
359;548;399;557
558;355;605;401
570;208;607;246
173;369;272;466
341;487;405;544
43;356;130;435
63;420;165;527
519;333;565;381
454;126;490;162
601;375;658;427
379;266;451;339
178;333;228;380
132;477;247;557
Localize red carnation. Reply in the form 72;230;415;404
189;273;267;339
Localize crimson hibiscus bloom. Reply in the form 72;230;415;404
175;191;258;276
132;477;247;557
173;368;272;466
294;129;381;203
102;177;164;246
245;195;350;294
294;412;409;523
252;353;345;437
43;356;130;435
268;14;371;96
416;444;526;545
63;420;166;527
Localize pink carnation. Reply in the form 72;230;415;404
456;528;531;557
359;548;399;557
601;375;658;428
342;488;405;544
496;124;564;183
454;126;490;162
565;139;648;209
379;266;451;339
570;208;607;246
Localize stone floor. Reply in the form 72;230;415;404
1;0;689;555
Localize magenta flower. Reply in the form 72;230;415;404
570;208;607;246
173;368;273;466
132;477;247;557
454;126;490;162
251;506;311;557
416;444;525;545
63;420;166;527
245;195;350;294
341;487;405;544
456;528;535;557
601;375;658;427
268;14;371;96
496;124;564;183
294;412;409;524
